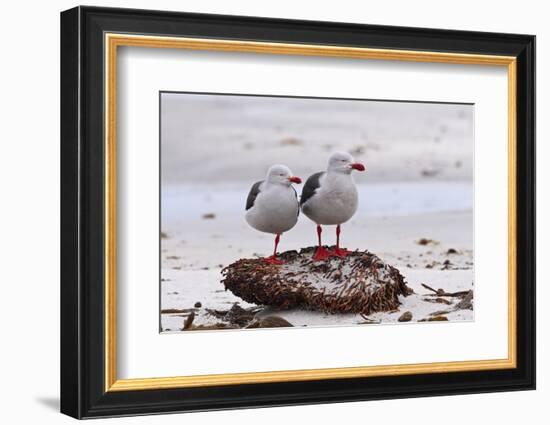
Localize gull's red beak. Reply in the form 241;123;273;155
288;176;302;184
351;162;366;171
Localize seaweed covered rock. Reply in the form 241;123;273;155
221;247;411;315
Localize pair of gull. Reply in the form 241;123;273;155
245;151;366;264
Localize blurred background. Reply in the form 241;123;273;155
161;92;473;185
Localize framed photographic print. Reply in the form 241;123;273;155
60;6;536;419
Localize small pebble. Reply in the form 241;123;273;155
398;311;413;322
247;316;293;328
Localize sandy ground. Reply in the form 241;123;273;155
159;94;474;332
160;182;473;332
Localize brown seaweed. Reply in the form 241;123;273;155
221;246;411;316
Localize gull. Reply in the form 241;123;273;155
245;165;302;264
300;152;366;261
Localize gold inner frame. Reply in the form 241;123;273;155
104;33;517;392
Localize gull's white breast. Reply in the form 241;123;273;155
246;184;299;234
302;173;358;225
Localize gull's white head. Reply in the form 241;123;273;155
327;151;366;174
266;164;302;186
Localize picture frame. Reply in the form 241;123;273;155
60;5;535;419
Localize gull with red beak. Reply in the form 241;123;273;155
245;165;302;265
300;151;366;261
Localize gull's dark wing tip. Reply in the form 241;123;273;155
292;186;300;216
300;172;324;206
246;180;263;211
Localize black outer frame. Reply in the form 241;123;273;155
60;5;536;419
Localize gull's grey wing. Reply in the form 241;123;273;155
245;180;263;210
300;172;324;206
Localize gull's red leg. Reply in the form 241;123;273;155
265;233;284;265
313;225;331;261
332;224;350;257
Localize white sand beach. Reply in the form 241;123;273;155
160;93;474;332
